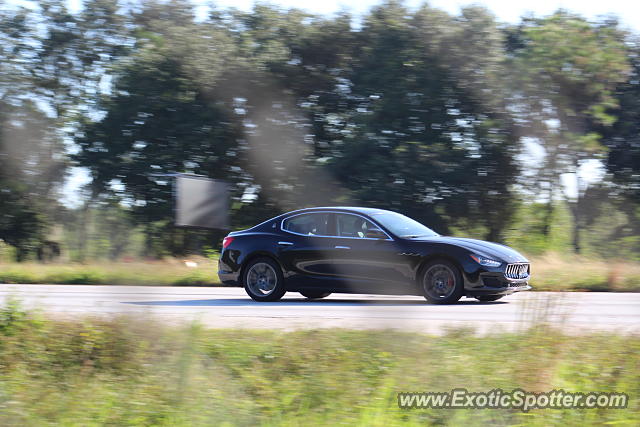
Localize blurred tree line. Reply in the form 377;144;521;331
0;0;638;261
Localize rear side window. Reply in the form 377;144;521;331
283;213;330;236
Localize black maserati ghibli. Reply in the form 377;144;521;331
218;207;531;304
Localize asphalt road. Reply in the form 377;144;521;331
0;285;638;335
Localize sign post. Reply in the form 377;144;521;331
174;174;230;230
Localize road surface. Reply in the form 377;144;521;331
0;285;638;335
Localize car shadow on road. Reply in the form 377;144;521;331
124;298;508;307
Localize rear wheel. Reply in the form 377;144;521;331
299;291;331;299
243;257;286;302
420;259;464;304
475;295;503;302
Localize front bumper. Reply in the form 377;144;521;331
463;270;531;296
465;284;531;297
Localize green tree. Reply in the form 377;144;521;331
0;6;52;259
309;2;521;239
512;12;630;253
0;1;131;259
75;2;242;255
599;36;640;254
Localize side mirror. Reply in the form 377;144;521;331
365;228;387;239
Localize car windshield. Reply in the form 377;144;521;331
370;212;439;238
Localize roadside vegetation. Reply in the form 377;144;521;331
1;253;639;292
0;258;220;287
0;300;637;426
529;252;640;292
2;1;640;268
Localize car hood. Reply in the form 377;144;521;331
416;236;529;263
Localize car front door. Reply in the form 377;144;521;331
324;213;413;293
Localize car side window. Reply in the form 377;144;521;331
335;214;384;239
283;213;330;236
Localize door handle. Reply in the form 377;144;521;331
334;245;351;249
278;241;294;246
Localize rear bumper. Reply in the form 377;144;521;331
218;270;240;286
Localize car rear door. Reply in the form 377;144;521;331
276;212;342;282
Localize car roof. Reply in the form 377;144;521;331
240;207;398;234
281;206;393;216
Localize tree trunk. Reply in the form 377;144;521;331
572;214;581;254
485;223;500;243
77;201;91;262
571;172;582;254
541;184;554;239
144;224;154;258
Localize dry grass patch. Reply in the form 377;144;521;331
0;258;221;286
529;252;640;292
1;253;640;291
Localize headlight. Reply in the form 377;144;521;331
470;254;502;267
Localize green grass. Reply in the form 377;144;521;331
1;252;640;291
0;259;221;286
0;299;638;426
528;252;640;292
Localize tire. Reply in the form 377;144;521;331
243;257;286;302
475;295;503;302
299;291;331;299
420;259;464;304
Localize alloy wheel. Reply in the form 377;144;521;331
423;264;457;300
246;262;278;296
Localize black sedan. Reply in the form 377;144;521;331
218;207;531;304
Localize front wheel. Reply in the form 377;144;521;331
420;259;464;304
243;257;286;302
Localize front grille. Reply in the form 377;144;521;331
505;263;530;280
